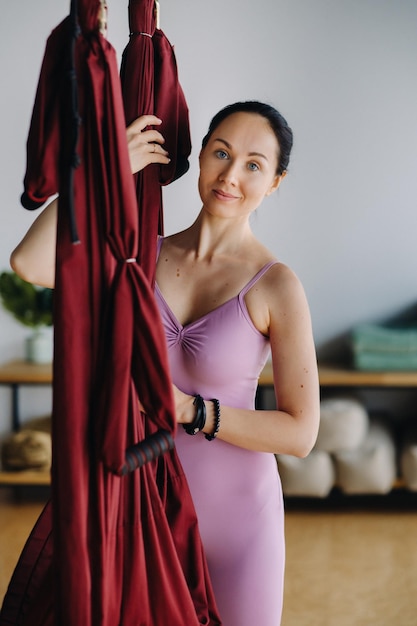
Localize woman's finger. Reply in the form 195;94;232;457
128;141;170;173
148;142;169;156
141;128;166;146
127;128;167;155
126;115;171;173
126;114;162;135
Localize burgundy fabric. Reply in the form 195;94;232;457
0;503;54;626
0;2;220;625
19;20;68;211
120;0;191;282
153;28;192;186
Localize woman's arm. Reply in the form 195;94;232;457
10;198;58;288
10;115;169;289
174;264;320;457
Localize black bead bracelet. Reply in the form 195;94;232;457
205;398;221;441
183;394;206;435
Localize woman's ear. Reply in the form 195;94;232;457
266;171;287;197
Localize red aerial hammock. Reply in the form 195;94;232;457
0;1;221;625
120;0;192;282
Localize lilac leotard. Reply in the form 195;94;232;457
155;240;285;626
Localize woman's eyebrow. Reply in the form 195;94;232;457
213;137;268;161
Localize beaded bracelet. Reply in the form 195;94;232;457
205;398;221;441
183;394;206;435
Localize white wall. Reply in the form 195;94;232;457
1;1;416;435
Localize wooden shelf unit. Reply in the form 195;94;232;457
2;360;417;488
258;360;417;389
0;469;50;486
0;360;52;385
259;360;417;494
0;360;52;487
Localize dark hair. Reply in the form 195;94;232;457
201;101;293;176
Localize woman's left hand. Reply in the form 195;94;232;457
172;384;195;426
126;115;170;174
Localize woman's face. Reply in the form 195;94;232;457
198;112;284;220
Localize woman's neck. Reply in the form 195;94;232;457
183;210;255;260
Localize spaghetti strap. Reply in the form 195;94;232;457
156;236;164;257
239;261;279;298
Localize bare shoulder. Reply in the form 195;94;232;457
264;261;307;306
157;233;178;254
245;259;311;336
160;229;192;250
251;259;308;309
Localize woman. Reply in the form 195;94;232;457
11;101;320;625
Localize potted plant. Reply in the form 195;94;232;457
0;271;54;363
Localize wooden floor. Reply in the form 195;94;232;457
1;489;417;625
283;493;417;625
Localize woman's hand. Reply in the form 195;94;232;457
126;115;170;174
172;384;195;425
171;384;217;436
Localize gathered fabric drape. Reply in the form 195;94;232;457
120;0;192;281
0;1;221;624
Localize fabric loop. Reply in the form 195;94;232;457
130;31;152;38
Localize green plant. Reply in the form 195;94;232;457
0;271;53;328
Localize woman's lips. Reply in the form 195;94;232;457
213;188;238;200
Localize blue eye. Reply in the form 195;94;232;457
215;149;228;160
248;162;259;171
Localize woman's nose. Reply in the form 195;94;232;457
219;161;239;185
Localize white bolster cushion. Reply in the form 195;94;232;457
315;396;369;453
333;420;397;494
276;450;336;498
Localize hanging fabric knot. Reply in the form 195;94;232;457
125;257;137;263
